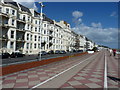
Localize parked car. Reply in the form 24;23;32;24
54;50;61;54
87;49;94;54
69;50;76;53
77;50;83;53
74;50;77;52
116;50;120;54
38;51;47;56
47;50;54;54
60;50;66;54
0;52;11;59
11;52;25;58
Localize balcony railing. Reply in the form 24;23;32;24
1;13;9;17
16;38;25;42
2;23;9;28
41;41;46;47
49;30;53;34
16;26;25;31
17;19;26;23
49;36;53;40
0;35;8;41
49;42;53;47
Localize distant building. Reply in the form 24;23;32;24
85;37;95;50
79;35;86;51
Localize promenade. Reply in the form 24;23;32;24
1;50;119;89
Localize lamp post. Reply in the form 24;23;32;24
38;2;44;61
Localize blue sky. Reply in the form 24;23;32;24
35;2;118;48
19;1;118;48
35;2;118;28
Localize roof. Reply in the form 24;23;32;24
4;1;18;8
19;4;31;14
85;37;89;41
64;21;68;26
43;14;54;24
4;0;31;14
55;24;62;28
34;11;40;17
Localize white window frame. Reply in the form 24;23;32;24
12;9;15;15
26;43;29;49
27;34;29;40
44;24;46;27
34;43;36;49
34;35;37;41
6;8;9;14
10;42;14;48
11;31;14;39
12;19;14;26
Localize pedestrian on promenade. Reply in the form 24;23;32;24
109;49;112;56
113;49;116;56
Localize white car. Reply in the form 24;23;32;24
116;51;120;54
87;50;94;54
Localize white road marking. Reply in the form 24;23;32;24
104;52;108;89
31;53;98;89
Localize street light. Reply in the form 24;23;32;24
38;2;45;61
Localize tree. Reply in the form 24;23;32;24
92;47;98;52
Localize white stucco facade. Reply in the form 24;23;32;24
0;1;98;54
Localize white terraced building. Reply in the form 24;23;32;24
0;1;97;55
85;37;95;50
0;1;77;54
79;35;86;51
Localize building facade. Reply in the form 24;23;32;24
0;1;97;54
79;35;86;51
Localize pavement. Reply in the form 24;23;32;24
1;50;119;89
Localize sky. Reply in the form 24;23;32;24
14;1;118;49
36;2;118;28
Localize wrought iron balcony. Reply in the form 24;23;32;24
49;42;53;47
49;35;53;40
1;13;9;18
2;23;9;28
16;38;25;42
0;35;8;41
49;30;53;34
17;18;26;23
41;41;46;47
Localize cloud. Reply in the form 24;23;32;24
72;11;83;18
13;0;39;11
78;18;82;22
91;22;102;28
33;3;38;11
72;23;118;48
110;11;117;17
72;11;118;48
72;11;83;26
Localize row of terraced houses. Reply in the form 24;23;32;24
0;1;98;55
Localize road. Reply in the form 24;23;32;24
1;50;119;89
2;52;78;66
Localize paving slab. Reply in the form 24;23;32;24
2;53;92;88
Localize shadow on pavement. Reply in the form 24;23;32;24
107;76;120;82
